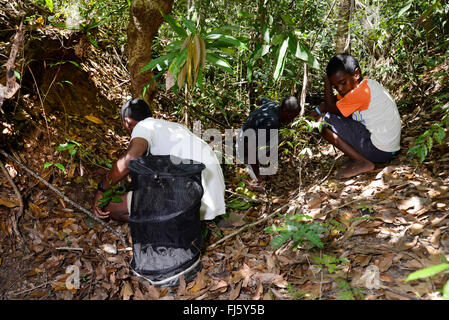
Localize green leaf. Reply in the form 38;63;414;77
427;136;433;152
405;264;449;282
168;47;188;76
281;14;294;26
273;38;289;82
43;162;53;169
68;148;77;157
111;196;123;203
45;0;54;12
287;33;297;55
182;19;197;34
398;0;413;18
270;231;292;249
206;53;234;74
160;11;187;38
295;41;319;69
434;127;446;144
271;34;284;46
139;51;178;74
54;163;66;172
14;71;21;81
88;32;99;48
205;33;248;50
104;189;113;197
238;11;253;18
443;281;449;300
262;25;270;56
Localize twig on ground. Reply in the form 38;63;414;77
55;247;84;252
0;148;128;247
225;189;268;203
7;281;49;297
207;202;290;250
318;154;343;184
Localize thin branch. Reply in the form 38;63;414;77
207;202;290;250
55;247;84;252
0;149;127;247
225;189;268;204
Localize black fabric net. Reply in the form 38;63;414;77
127;155;205;286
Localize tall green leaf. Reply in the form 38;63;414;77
406;264;449;282
160;11;188;38
45;0;54;12
139;51;178;74
295;40;320;69
206;53;233;74
273;38;289;82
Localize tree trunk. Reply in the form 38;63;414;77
127;0;173;108
335;0;352;54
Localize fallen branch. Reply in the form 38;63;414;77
55;247;84;252
0;148;128;247
225;189;268;204
207;202;290;250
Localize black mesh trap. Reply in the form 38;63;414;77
127;155;205;287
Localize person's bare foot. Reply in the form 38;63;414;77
335;159;375;179
339;159;355;171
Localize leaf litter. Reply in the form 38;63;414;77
1;31;449;301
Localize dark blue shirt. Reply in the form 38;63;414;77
236;98;280;164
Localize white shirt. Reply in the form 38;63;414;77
337;79;401;152
131;117;226;220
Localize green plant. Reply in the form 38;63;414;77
405;254;449;300
312;254;349;274
265;214;328;250
407;108;448;162
140;11;247;95
43;139;112;175
97;183;126;209
335;278;365;300
286;283;307;300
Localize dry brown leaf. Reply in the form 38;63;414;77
410;222;427;235
209;280;228;292
120;281;133;300
253;272;287;288
354;255;372;267
139;281;161;299
430;229;441;248
231;264;255;287
0;199;18;208
251;281;263;300
228;282;242;300
133;288;145;300
176;274;187;296
308;195;325;209
384;290;410;300
84;115;104;125
379;273;394;283
376;256;393;272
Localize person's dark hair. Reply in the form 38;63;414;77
326;53;361;78
120;98;152;121
280;96;299;113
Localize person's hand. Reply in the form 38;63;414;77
324;76;331;89
92;191;110;219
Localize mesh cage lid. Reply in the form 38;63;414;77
128;155;205;177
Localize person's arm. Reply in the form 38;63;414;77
322;77;342;116
92;137;148;219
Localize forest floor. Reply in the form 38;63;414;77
1;27;449;301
